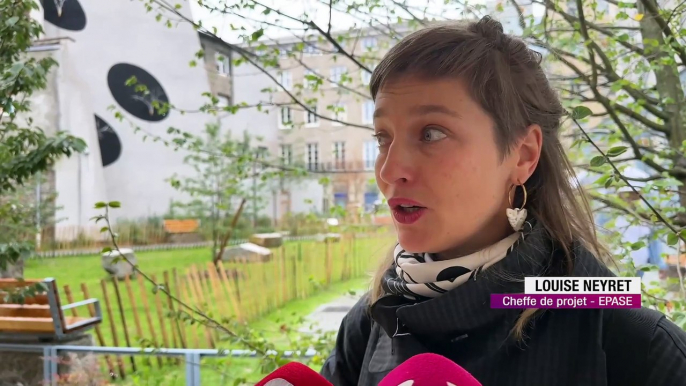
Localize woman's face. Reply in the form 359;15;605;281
373;76;541;256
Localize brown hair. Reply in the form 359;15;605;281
367;16;610;340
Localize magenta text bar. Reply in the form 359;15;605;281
490;294;641;309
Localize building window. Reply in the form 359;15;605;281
363;140;379;170
279;107;292;129
305;104;319;127
255;146;269;169
215;52;230;76
279;71;292;90
333;141;346;170
303;41;321;55
361;37;377;51
281;144;292;165
361;63;377;85
331;103;347;126
362;100;374;124
278;44;292;58
330;66;347;87
307;143;319;171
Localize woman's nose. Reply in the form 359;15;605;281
378;143;414;186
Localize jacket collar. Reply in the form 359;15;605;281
370;222;564;343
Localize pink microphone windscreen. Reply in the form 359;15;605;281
378;353;482;386
255;361;333;386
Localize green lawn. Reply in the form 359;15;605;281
25;247;215;288
23;236;389;349
22;237;390;385
79;277;370;385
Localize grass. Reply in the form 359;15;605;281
23;235;390;346
24;247;216;288
22;235;391;385
65;277;371;385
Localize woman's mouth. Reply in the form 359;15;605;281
388;199;427;224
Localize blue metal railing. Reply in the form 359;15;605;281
0;343;317;386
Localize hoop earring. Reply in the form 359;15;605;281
507;182;528;232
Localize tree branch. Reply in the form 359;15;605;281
574;117;686;244
327;0;333;34
576;0;598;87
539;0;647;57
250;0;373;73
639;0;686;67
149;0;373;131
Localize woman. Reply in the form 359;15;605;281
320;16;686;386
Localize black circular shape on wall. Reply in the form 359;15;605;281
40;0;87;31
107;63;170;122
94;115;122;167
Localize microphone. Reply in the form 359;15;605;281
255;361;333;386
379;353;482;386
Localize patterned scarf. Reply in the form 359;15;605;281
382;220;535;300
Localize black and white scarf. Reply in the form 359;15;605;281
382;220;535;300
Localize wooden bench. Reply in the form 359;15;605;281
163;219;203;243
0;278;102;340
163;219;200;233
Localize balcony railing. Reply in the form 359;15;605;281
0;343;317;386
304;160;374;172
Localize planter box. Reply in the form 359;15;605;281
249;233;283;248
222;243;273;263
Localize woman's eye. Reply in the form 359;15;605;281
421;127;447;142
373;133;390;147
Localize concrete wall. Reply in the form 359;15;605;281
199;34;234;103
40;0;216;223
19;41;107;231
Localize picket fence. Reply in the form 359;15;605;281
57;233;390;380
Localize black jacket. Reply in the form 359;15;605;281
320;225;686;386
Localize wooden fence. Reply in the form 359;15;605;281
59;234;391;380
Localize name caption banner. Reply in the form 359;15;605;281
524;277;641;294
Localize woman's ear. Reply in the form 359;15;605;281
512;124;543;183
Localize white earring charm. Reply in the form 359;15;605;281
507;182;528;232
507;207;527;231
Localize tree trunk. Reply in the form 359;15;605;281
0;259;24;279
638;0;686;224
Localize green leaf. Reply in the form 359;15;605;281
102;247;113;254
94;202;107;208
607;146;628;157
617;33;630;42
251;29;264;41
125;76;138;86
100;226;109;233
637;264;657;272
108;201;121;208
630;241;646;251
571;106;592;120
668;233;679;246
5;16;19;26
590;156;606;167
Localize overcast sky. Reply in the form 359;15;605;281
189;0;497;44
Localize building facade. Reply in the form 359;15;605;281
32;0;224;234
253;30;400;219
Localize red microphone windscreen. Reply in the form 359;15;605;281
379;353;482;386
255;361;333;386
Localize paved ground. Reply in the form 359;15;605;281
299;293;362;334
